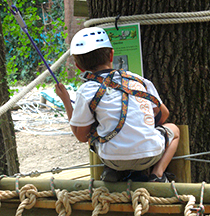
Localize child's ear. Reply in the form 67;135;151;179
75;63;85;72
110;49;114;63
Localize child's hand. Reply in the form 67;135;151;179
55;83;70;102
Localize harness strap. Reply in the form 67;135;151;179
87;70;160;114
88;69;129;144
86;69;161;145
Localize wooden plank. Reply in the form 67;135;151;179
2;199;207;214
74;0;89;17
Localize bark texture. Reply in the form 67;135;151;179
87;0;210;183
64;0;84;78
0;17;19;175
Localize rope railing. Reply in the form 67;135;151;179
0;180;200;216
0;49;70;118
84;10;210;27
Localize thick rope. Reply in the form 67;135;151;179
0;183;198;216
0;49;70;118
84;10;210;27
55;188;91;216
15;184;54;216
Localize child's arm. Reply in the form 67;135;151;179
55;83;73;121
70;125;92;142
55;83;92;142
153;103;169;126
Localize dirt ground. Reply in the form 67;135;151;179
12;86;90;174
16;131;90;174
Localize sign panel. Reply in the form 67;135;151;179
104;23;143;76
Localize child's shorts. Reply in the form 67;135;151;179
98;125;174;171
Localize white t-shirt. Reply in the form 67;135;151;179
70;70;165;160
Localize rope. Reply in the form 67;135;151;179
84;10;210;27
50;177;56;196
15;176;20;195
89;178;94;198
171;180;185;203
190;182;205;216
132;188;150;215
16;184;54;216
0;49;70;118
0;182;198;216
126;179;132;199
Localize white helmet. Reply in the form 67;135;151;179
70;27;113;55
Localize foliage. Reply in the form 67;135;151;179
0;0;72;86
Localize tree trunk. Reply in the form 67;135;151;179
87;0;210;183
64;0;86;79
0;17;19;176
64;0;74;78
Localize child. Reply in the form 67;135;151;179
55;27;180;182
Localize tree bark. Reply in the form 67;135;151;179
64;0;74;78
87;0;210;183
0;17;19;176
64;0;84;79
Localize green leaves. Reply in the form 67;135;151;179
2;0;69;85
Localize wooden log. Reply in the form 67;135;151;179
167;125;191;183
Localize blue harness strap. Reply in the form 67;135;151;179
86;69;161;146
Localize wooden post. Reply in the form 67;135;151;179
89;150;94;178
89;151;104;180
167;125;191;183
40;95;47;107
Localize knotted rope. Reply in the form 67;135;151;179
55;188;90;216
132;188;150;215
90;186;196;216
0;182;199;216
15;184;54;216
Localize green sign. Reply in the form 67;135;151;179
104;23;143;76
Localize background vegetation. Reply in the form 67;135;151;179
0;0;81;88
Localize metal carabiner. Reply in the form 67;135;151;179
10;5;27;31
79;71;92;81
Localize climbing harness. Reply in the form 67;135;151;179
6;1;59;85
80;69;161;147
